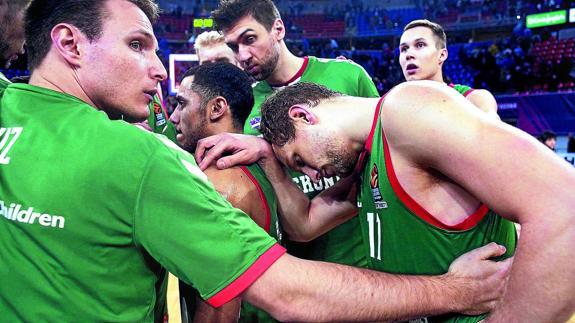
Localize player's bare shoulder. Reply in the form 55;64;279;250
203;165;267;228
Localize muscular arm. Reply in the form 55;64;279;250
204;165;267;229
194;134;359;242
382;80;575;322
244;244;509;322
257;151;358;242
466;89;499;119
184;166;265;323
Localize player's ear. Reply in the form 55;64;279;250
288;105;317;125
438;48;448;65
271;18;285;41
50;23;84;67
209;96;228;122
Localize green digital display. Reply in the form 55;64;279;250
193;18;214;28
526;10;566;28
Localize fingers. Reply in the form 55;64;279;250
195;135;222;166
198;140;237;170
464;242;507;261
215;150;253;169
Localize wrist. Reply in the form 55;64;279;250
438;273;464;313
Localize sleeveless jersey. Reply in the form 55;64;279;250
357;98;517;323
244;55;379;267
449;83;474;97
0;84;285;322
239;164;283;323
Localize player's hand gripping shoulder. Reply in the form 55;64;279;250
195;133;272;170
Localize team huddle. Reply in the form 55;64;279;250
0;0;574;322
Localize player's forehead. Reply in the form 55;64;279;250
400;26;435;45
102;0;157;45
202;44;234;59
224;14;266;44
177;76;196;98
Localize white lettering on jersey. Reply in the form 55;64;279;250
0;127;23;164
292;175;341;194
0;200;65;229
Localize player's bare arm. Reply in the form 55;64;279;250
243;243;510;322
465;88;499;119
257;147;359;241
204;165;268;228
381;80;575;322
195;134;359;241
193;296;241;323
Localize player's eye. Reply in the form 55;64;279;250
130;41;142;51
294;156;305;168
245;35;256;44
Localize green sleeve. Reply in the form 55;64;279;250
133;142;282;302
356;66;379;98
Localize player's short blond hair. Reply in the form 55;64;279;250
194;30;226;52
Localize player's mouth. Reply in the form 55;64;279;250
143;89;157;103
245;64;259;75
406;63;418;75
175;127;184;143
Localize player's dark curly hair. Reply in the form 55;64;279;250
260;82;342;147
25;0;160;71
182;62;254;130
212;0;280;31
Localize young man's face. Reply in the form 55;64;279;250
170;76;208;152
78;0;167;121
0;5;26;68
198;43;238;66
271;116;359;182
399;26;446;82
223;15;280;81
544;137;557;150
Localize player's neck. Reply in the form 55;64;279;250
29;61;96;108
431;71;444;83
317;96;380;149
267;45;304;85
210;119;241;136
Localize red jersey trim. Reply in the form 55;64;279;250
207;244;286;307
239;166;272;232
380;126;489;231
364;96;386;154
463;88;475;97
269;56;309;87
448;83;475;98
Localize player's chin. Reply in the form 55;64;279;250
122;106;150;123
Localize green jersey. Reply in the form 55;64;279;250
449;83;475;97
178;164;283;323
0;84;285;322
245;56;379;267
148;94;177;143
239;164;283;323
357;98;517;323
